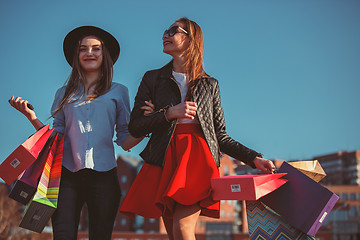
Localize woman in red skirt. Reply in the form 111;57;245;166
120;17;275;240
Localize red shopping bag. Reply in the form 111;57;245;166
19;134;63;233
211;173;287;200
9;131;57;205
0;124;54;185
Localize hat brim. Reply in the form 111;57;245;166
63;26;120;66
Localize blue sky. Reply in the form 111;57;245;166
1;0;359;167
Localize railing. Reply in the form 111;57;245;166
8;231;333;240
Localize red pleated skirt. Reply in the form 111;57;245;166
119;124;220;219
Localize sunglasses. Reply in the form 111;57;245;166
163;26;188;37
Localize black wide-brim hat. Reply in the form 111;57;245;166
63;26;120;66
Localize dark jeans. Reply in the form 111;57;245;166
51;167;121;240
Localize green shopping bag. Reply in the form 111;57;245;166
19;133;63;233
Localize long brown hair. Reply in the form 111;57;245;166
52;36;114;117
175;18;209;99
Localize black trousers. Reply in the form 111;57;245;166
51;167;121;240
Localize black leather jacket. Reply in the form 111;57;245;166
129;62;260;168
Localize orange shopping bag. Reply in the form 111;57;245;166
287;160;326;182
0;124;54;185
211;173;287;200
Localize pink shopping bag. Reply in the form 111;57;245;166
211;173;287;200
0;124;54;185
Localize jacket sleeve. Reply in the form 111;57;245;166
212;80;259;168
128;71;170;138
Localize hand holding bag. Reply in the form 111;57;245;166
211;173;288;200
0;124;54;185
19;134;63;233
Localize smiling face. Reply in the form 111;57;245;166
162;22;189;58
78;36;103;73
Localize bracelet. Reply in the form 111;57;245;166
159;105;171;122
164;112;170;122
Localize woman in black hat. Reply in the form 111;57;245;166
9;26;149;239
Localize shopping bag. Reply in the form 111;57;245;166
19;134;63;233
0;124;54;185
246;200;316;240
260;161;339;237
211;173;288;200
275;160;326;182
9;132;57;205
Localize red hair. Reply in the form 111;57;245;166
176;18;209;99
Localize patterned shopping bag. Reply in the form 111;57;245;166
246;200;316;240
19;134;63;233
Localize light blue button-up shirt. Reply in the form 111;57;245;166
51;82;130;172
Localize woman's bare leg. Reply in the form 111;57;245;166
172;203;201;240
163;216;175;240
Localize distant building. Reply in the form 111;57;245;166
313;151;360;185
324;185;360;239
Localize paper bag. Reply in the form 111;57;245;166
275;160;326;182
19;134;63;233
211;173;287;200
0;124;54;185
246;200;316;240
260;161;339;237
9;132;57;205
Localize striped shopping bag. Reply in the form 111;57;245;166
246;200;316;240
19;133;63;233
